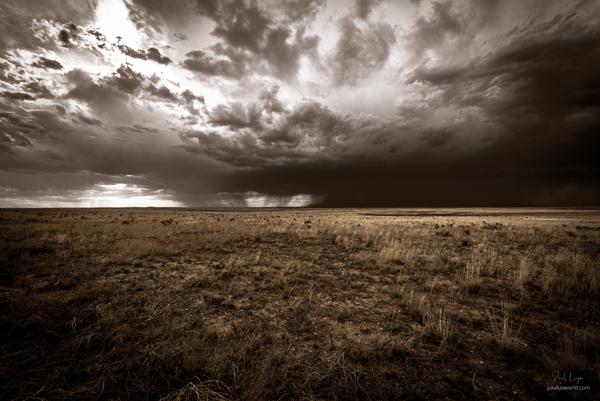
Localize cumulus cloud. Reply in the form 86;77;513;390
177;1;320;81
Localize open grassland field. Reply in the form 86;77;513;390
1;208;599;401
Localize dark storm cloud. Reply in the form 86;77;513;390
331;17;395;86
408;9;600;124
421;128;454;147
31;56;63;70
1;0;599;206
207;85;286;130
58;27;74;47
174;3;600;206
183;98;370;167
118;44;172;64
118;44;147;59
184;89;498;170
146;47;171;64
179;128;311;168
223;157;600;207
0;90;227;203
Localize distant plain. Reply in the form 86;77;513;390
1;208;599;400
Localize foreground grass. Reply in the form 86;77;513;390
0;208;599;400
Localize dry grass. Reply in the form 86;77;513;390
1;208;599;400
159;380;230;401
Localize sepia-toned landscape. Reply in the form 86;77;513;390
1;208;598;400
2;0;600;399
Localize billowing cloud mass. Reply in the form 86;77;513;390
0;0;599;207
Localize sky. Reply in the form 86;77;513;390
0;0;599;207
